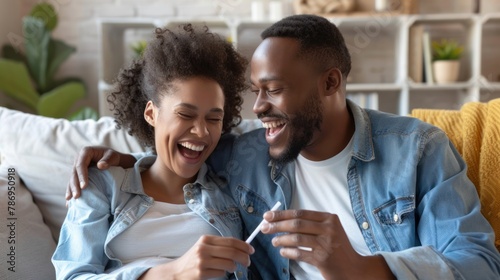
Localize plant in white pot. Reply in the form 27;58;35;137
431;39;464;84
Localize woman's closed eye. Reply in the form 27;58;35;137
178;112;195;119
206;115;223;123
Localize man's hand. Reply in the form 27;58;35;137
261;209;395;280
139;235;254;280
66;146;137;200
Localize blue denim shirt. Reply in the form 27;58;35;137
52;155;246;280
209;100;500;280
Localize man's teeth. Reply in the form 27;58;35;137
179;142;205;152
262;120;286;129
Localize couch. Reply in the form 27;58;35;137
1;101;499;279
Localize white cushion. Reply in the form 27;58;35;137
0;163;56;279
0;107;146;240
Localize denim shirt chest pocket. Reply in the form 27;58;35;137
372;195;417;251
234;184;284;242
188;181;244;240
235;184;271;220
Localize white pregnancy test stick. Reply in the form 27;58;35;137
245;201;282;243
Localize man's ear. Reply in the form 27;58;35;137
323;67;342;96
144;100;157;127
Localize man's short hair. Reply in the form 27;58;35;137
261;14;351;78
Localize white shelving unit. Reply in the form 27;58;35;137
97;13;500;118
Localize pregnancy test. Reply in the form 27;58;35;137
245;201;281;243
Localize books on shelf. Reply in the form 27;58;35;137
409;25;424;83
422;31;434;84
347;92;379;110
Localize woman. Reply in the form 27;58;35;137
52;24;253;279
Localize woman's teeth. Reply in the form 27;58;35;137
179;142;205;151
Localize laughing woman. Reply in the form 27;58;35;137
52;24;253;280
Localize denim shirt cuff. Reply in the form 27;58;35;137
376;246;464;280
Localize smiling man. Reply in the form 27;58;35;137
69;15;500;279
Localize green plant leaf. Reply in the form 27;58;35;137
131;40;147;58
46;38;76;87
30;2;58;31
23;17;50;92
431;38;463;61
0;59;39;110
1;44;26;63
37;81;85;118
48;77;84;92
68;107;99;120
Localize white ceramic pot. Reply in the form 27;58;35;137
433;60;460;84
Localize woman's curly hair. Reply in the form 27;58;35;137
108;24;248;148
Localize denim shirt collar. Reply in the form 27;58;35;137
120;154;216;195
347;99;376;162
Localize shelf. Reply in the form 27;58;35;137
480;86;500;102
409;81;474;91
96;12;499;117
99;20;157;83
338;16;404;84
480;82;500;91
408;16;477;84
347;83;401;92
409;90;469;111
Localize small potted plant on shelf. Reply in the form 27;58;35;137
431;38;464;84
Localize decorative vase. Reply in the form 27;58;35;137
432;60;460;84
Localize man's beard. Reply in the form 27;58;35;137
270;92;323;165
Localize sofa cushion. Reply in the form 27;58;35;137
0;163;56;279
0;107;146;241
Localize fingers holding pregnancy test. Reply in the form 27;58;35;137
245;202;313;252
245;201;281;244
261;209;347;253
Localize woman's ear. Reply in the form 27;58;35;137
323;67;342;96
144;100;156;127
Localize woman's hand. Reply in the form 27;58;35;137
66;146;137;200
139;235;254;279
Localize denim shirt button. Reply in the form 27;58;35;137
209;218;215;224
362;221;369;229
247;206;254;213
393;214;399;222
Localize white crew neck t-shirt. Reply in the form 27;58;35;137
107;201;221;275
290;137;371;279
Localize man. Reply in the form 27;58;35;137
69;15;500;279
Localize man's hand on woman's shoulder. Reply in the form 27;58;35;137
66;146;137;200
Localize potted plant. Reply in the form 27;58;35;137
0;2;98;120
431;38;464;84
131;40;147;59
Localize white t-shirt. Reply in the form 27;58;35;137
290;138;371;279
108;201;221;272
